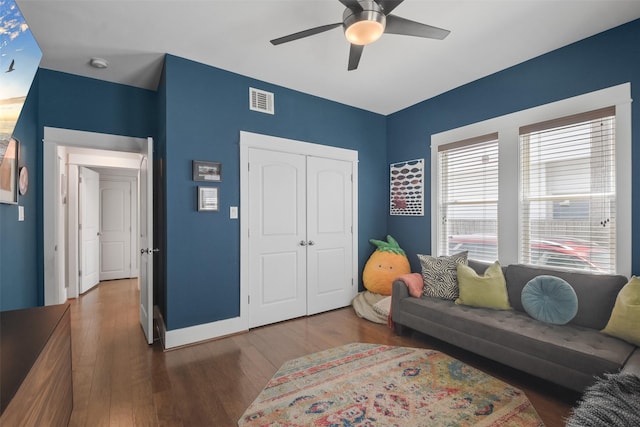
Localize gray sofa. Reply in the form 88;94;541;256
391;260;640;392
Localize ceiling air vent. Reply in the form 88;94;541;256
249;87;274;115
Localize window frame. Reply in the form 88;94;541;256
430;83;631;276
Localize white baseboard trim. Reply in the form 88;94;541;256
157;312;248;350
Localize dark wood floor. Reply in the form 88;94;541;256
67;278;580;426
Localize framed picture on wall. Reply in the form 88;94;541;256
198;186;219;211
0;138;19;204
193;160;222;182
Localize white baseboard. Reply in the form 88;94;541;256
156;310;248;349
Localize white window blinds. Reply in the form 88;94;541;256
438;133;499;261
519;106;616;273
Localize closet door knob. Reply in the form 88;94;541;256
307;240;315;246
299;240;307;246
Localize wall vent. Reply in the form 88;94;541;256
249;87;274;115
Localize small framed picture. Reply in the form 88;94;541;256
193;160;221;182
198;186;219;212
0;137;19;204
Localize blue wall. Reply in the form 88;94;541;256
387;18;640;275
0;70;158;310
0;74;39;310
162;55;387;330
37;70;157;139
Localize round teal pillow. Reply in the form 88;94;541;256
521;275;578;325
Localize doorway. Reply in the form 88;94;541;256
54;146;141;298
43;127;155;344
66;165;140;294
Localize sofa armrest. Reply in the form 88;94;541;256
392;279;410;300
622;348;640;377
391;280;411;335
391;280;410;317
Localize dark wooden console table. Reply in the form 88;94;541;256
0;303;73;426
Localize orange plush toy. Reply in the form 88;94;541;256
362;235;411;295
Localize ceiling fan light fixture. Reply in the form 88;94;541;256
343;3;386;46
270;0;451;71
345;19;385;45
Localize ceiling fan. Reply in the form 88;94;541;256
270;0;450;71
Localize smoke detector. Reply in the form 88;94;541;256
89;57;109;69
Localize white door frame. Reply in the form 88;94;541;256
239;131;359;329
43;127;147;305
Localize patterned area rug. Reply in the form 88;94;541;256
238;343;543;426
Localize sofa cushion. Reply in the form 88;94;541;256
505;264;628;329
418;251;468;300
521;275;578;325
398;295;635;377
455;261;511;310
602;276;640;346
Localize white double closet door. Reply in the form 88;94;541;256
248;148;355;328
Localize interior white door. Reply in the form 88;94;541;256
79;167;100;294
306;156;354;315
139;137;154;344
99;180;131;281
248;148;307;328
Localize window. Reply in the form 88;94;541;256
520;107;616;273
439;133;499;262
431;83;631;276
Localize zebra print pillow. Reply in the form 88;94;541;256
418;251;468;300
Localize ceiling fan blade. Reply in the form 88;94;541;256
384;14;450;40
339;0;363;11
270;23;342;45
348;44;364;71
377;0;404;15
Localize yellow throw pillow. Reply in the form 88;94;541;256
455;261;512;310
602;276;640;346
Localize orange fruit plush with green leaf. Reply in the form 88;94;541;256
363;235;411;295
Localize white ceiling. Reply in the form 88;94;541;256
16;0;640;115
